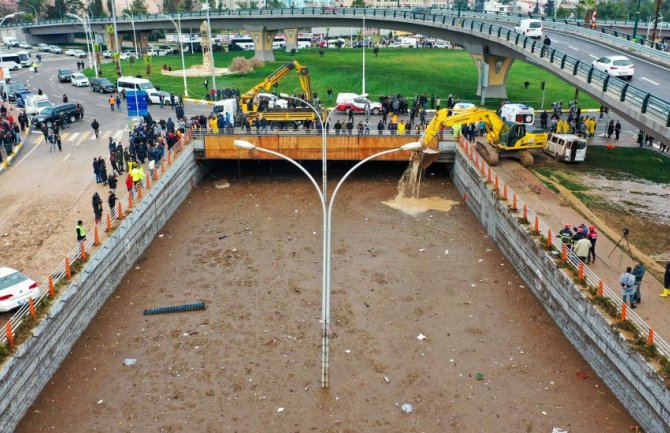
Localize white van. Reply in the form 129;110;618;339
515;19;543;39
544;133;587;162
212;98;238;124
25;95;53;115
272;37;286;50
297;36;312;49
116;76;156;92
499;103;535;127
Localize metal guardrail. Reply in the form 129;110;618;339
0;130;192;349
4;8;669;130
456;134;670;361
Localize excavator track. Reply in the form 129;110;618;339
518;150;534;167
476;141;499;166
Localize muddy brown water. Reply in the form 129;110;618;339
17;162;634;432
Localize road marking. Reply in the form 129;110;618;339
13;140;42;167
67;132;79;142
112;129;124;140
640;77;659;86
101;130;111;140
76;132;89;146
568;45;579;51
62;152;71;162
35;135;44;145
588;54;599;59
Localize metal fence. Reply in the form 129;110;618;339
455;133;670;359
0;129;193;348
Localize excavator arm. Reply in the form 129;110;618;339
419;107;504;148
240;60;312;111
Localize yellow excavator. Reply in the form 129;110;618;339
239;60;319;129
419;107;548;166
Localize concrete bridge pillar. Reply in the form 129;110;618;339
463;43;514;99
284;28;299;52
137;31;150;54
246;26;277;62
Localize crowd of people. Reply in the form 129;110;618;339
0;104;28;165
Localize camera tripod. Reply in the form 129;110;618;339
608;228;633;261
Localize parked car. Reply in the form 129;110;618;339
146;89;180;105
592;55;634;80
72;49;86;58
71;73;90;87
24;95;53;115
30;103;81;128
15;90;34;108
0;267;38;312
37;43;50;52
90;77;116;93
57;69;73;83
258;93;288;109
158;45;178;54
48;45;63;54
7;82;28;101
102;50;112;58
65;48;76;56
335;93;382;115
18;42;32;49
352;41;374;48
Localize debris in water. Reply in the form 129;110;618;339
576;371;589;380
417;333;427;340
158;234;164;238
384;376;390;383
123;358;137;366
475;372;485;380
401;403;414;414
218;235;227;240
419;248;426;252
277;407;285;413
552;428;569;433
444;250;449;255
97;400;103;404
214;180;230;189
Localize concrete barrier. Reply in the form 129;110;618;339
452;150;670;432
0;146;204;432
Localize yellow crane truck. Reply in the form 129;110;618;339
419;107;548;166
240;60;322;130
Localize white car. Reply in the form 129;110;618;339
71;73;90;87
592;55;634;80
72;49;86;58
146;90;180;105
0;267;38;312
335;93;383;114
102;50;112;58
18;42;32;49
65;49;76;56
258;93;288;109
48;45;63;54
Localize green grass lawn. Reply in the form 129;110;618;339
88;48;598;110
572;147;670;184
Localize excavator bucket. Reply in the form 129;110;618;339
420;148;440;169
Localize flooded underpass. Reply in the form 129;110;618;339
17;161;634;432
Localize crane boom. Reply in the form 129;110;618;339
240;60;312;110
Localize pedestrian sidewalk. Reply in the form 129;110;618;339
492;158;670;353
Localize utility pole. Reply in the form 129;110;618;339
632;0;642;39
651;0;662;42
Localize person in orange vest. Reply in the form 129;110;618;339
109;95;116;111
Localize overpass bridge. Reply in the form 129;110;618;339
4;8;669;141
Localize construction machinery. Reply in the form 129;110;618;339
419;107;548;166
239;60;320;130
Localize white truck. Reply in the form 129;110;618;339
25;95;53;115
544;133;587;162
499;103;535;127
514;19;543;39
3;37;19;47
212;98;239;125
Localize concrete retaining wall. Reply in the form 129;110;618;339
0;147;204;432
452;151;670;433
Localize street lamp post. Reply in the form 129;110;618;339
632;0;642;39
202;3;217;92
160;14;189;97
362;12;366;95
233;139;422;388
0;13;23;58
24;5;38;21
67;13;97;77
109;0;122;75
123;13;138;56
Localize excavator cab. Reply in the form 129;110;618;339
501;123;527;149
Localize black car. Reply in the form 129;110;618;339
7;83;28;101
90;77;116;93
58;69;73;83
30;103;81;128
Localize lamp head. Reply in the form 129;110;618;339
234;140;256;150
400;142;423;151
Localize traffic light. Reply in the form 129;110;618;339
540;81;546;90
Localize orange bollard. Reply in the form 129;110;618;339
523;204;528;221
153;166;159;181
547;229;553;247
475;153;480;168
503;184;508;201
5;322;14;349
137;183;143;200
621;303;627;321
534;216;539;233
128;192;133;209
161;159;166;173
65;257;71;280
487;166;492;184
80;241;87;261
94;225;101;246
145;173;151;189
48;275;56;297
512;193;517;211
578;261;584;281
561;244;567;262
480;161;486;177
28;297;36;318
106;214;112;233
167;150;172;164
117;202;124;220
495;175;499;191
648;328;655;345
598;280;604;296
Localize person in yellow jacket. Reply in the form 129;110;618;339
587;117;596;137
397;120;406;135
453;123;462;138
130;165;141;185
209;117;218;134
